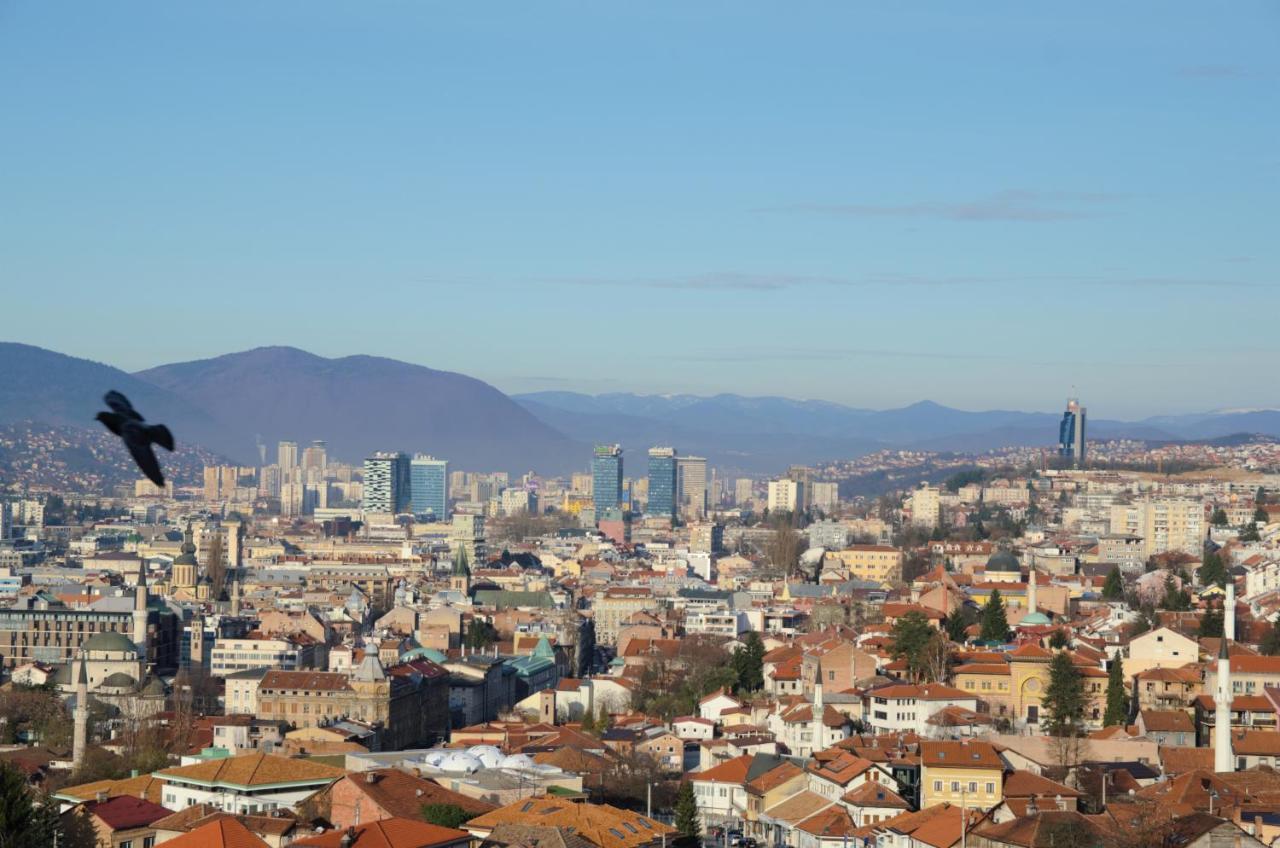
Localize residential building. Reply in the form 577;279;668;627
158;753;343;815
768;479;804;513
919;740;1004;810
362;451;411;514
909;485;941;529
824;545;904;584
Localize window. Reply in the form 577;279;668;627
968;782;977;793
986;782;995;794
933;781;942;791
951;782;959;792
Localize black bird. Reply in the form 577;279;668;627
95;391;175;487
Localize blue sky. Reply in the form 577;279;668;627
2;2;1277;419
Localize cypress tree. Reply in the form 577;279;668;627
1102;567;1124;601
1103;655;1129;727
1043;652;1086;736
979;589;1010;642
674;780;702;846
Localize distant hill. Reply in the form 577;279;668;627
135;347;581;472
0;342;232;455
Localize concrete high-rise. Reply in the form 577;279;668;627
677;456;708;520
592;445;624;519
301;440;327;472
362;452;411;514
410;455;449;519
1059;397;1087;468
647;447;678;520
277;440;299;472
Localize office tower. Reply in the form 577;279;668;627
362;451;411;514
410;454;449;519
677;456;709;520
1059;397;1087;468
277;441;299;472
451;513;486;563
647;447;678;520
592;445;624;518
301;440;328;472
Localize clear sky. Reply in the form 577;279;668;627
2;2;1277;419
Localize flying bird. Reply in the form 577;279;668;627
95;391;175;487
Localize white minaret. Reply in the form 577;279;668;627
72;651;88;771
1215;637;1233;773
812;682;825;755
1027;567;1038;616
1225;580;1236;642
133;565;149;662
229;568;241;617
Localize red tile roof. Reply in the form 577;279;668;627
294;818;471;848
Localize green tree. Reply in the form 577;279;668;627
1198;606;1224;639
1102;567;1124;601
1198;552;1227;589
945;606;976;644
1240;524;1261;543
731;631;766;693
673;780;701;846
890;611;934;676
979;589;1010;643
1042;652;1086;736
420;804;476;829
1049;629;1070;649
1255;507;1269;524
464;619;498;651
1160;574;1191;611
1210;508;1229;526
1262;625;1280;657
0;763;62;847
1103;656;1129;727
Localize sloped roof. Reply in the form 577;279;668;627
343;769;497;817
294;818;471;848
160;818;269;848
86;795;173;830
159;753;344;788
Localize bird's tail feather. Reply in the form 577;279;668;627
148;424;175;452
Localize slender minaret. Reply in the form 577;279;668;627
72;651;88;771
811;681;825;755
1027;567;1039;617
1215;636;1233;773
1225;580;1236;643
133;565;149;662
229;568;241;617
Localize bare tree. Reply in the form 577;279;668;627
204;533;226;600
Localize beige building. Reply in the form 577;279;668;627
909;485;941;528
767;479;804;513
1125;627;1199;677
824;545;903;584
592;587;657;646
1109;498;1204;558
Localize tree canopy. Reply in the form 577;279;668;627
1102;567;1124;601
1103;656;1129;727
1042;651;1086;736
979;590;1010;643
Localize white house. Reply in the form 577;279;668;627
700;690;744;723
689;753;753;828
674;716;716;741
862;683;979;736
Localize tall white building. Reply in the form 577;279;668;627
767;479;804;512
909;485;941;529
277;441;299;473
1109;498;1204;558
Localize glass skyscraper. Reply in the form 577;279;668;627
410;455;449;519
1058;398;1087;468
647;447;678;520
592;445;624;518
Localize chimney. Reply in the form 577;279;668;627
96;791;108;803
340;827;356;848
365;771;378;784
416;788;424;797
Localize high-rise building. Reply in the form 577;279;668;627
1059;397;1087;468
202;465;240;502
735;478;754;507
301;440;327;472
811;481;839;514
647;447;678;520
362;452;411;514
592;445;624;518
767;479;804;513
677;456;709;520
410;455;449;519
277;441;299;472
909;484;941;529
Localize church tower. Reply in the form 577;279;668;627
1215;636;1234;772
450;546;471;596
172;522;198;590
72;651;89;771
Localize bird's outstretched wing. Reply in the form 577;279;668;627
148;424;175;452
104;391;143;421
126;439;165;487
96;411;125;437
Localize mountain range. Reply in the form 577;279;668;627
3;341;1280;479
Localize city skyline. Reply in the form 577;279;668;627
2;3;1277;418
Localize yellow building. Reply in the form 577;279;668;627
920;740;1004;810
825;545;904;584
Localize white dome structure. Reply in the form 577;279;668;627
499;753;534;770
468;745;503;768
420;751;450;768
440;752;483;773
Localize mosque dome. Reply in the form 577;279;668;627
83;631;139;654
986;550;1021;572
